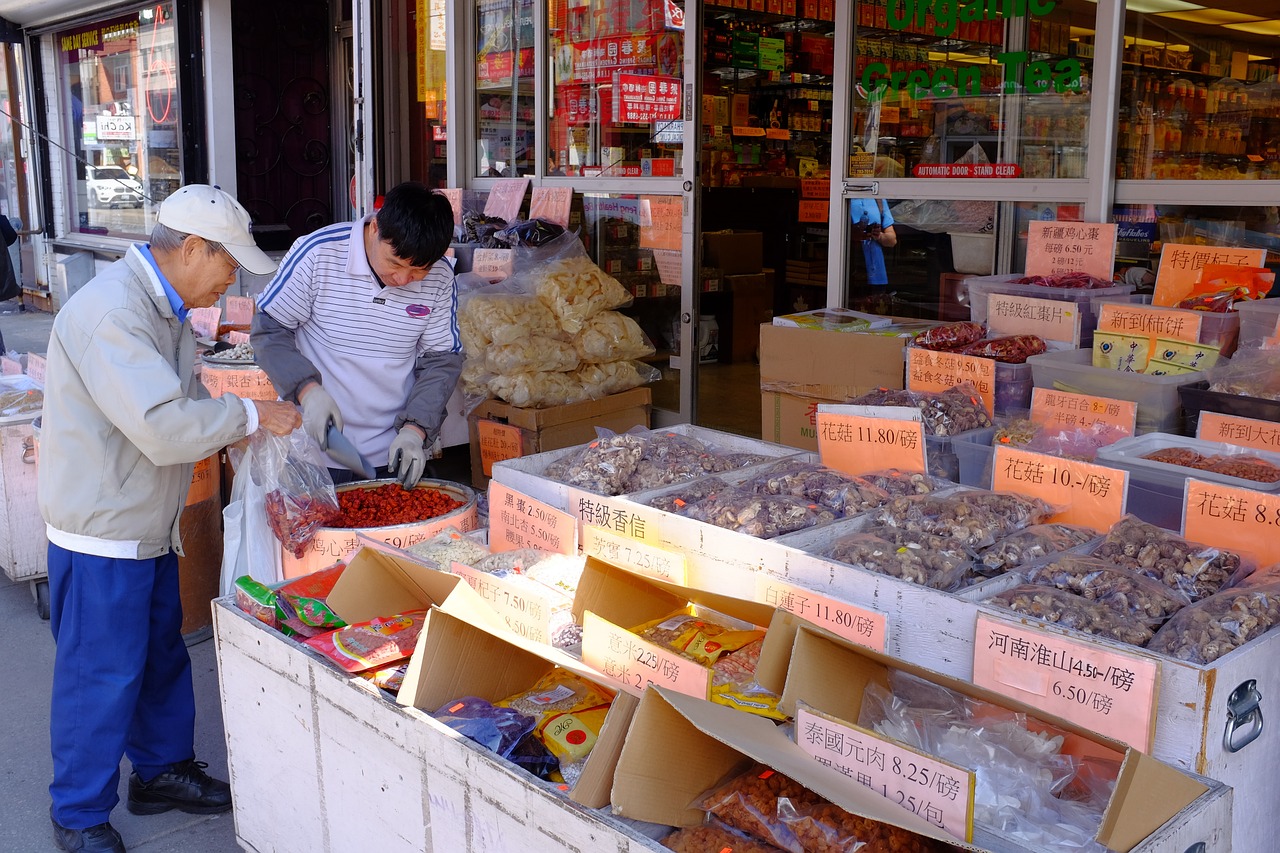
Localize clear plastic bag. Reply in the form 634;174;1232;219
983;584;1158;646
497;669;614;788
573;359;660;399
459;292;563;351
543;432;648;495
912;321;986;351
818;530;973;590
645;476;732;513
978;524;1098;574
487;370;589;408
849;384;993;436
662;819;788;853
853;469;948;498
1023;554;1192;622
1208;348;1280;400
304;610;428;673
572;310;655;363
485;336;580;374
631;608;766;666
405;526;490;568
743;459;891;518
1090;515;1248;602
678;486;836;538
1147;582;1280;663
626;431;714;491
872;491;1053;550
525;232;632;334
252;428;339;559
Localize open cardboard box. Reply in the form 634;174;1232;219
397;606;638;809
572;557;790;701
773;620;1211;852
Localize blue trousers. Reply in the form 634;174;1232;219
48;543;196;830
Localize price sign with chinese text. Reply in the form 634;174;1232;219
225;295;254;326
907;348;995;416
973;614;1159;752
191;307;220;340
528;186;572;227
1153;244;1265;307
992;447;1127;532
798;199;830;223
200;366;278;401
1030;388;1136;436
1025;221;1117;280
1196;411;1280;454
477;420;523;476
581;611;711;698
472;248;513;283
639;195;682;252
755;577;886;651
986;293;1082;344
571;492;661;543
450;561;555;644
583;525;686;585
482;178;531;222
488;481;577;555
186;456;218;507
815;405;925;476
1183;479;1280;567
226;331;250;346
795;705;974;841
1096;302;1201;359
613;73;682;123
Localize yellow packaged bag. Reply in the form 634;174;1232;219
710;638;786;721
498;669;614;787
1093;331;1150;372
631;608;766;666
1154;337;1220;371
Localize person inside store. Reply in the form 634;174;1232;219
851;196;897;289
252;181;461;488
37;184;302;853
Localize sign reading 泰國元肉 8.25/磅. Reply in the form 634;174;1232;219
859;0;1084;101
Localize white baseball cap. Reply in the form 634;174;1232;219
156;184;277;275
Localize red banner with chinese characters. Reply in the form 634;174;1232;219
570;34;656;83
613;73;681;124
558;86;598;125
477;47;534;86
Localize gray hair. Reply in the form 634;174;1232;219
150;222;224;256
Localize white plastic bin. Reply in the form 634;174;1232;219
964;274;1135;346
1235;298;1280;350
949;232;995;275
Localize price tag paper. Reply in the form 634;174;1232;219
639;195;682;252
571;492;662;544
1183;479;1280;567
798;199;829;223
800;178;828;199
815;405;926;476
1097;301;1202;344
528;186;572;228
186;456;218;507
583;525;686;585
224;295;255;326
795;705;974;842
200;366;278;401
992;446;1127;532
1152;243;1266;307
488;481;577;555
191;307;221;340
450;562;555;644
1030;388;1137;436
973;614;1159;752
472;248;513;283
482;178;530;223
907;348;995;416
477;420;523;476
1025;221;1117;280
1196;411;1280;454
581;611;711;699
986;293;1083;344
437;188;463;226
755;576;886;651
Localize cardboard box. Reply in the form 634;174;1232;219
759;323;910;450
719;271;774;363
703;230;763;276
468;387;652;488
397;606;639;809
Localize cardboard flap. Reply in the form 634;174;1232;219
1097;751;1208;852
574;556;776;629
779;623;889;719
325;547;433;624
571;689;639;809
758;323;907;394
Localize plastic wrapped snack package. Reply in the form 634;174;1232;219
406;526;490;569
958;334;1048;364
1090;515;1248;602
872;491;1054;550
743;459;891;518
662;819;788;853
632;608;766;666
709;638;785;721
978;524;1098;574
459;293;563;351
819;530;973;591
234;576;279;630
912;321;986;351
679;486;837;538
983;584;1158;646
485;336;581;374
361;662;409;694
1146;582;1280;664
1209;348;1280;400
572;310;655;363
487;370;588;408
276;563;348;634
534;256;633;335
1023;555;1192;622
574;360;660;399
430;696;536;759
303;610;429;673
253;428;340;559
497;669;615;788
859;670;1113;852
543;432;648;495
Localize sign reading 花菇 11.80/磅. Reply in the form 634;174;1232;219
860;0;1083;101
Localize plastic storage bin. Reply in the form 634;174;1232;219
995;361;1032;414
1027;348;1219;435
1235;298;1280;350
949;232;995;275
964;274;1134;345
1179;379;1280;435
954;426;997;488
1096;433;1280;530
1090;293;1240;356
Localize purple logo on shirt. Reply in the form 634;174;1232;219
405;304;432;317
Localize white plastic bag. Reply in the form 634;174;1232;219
218;443;284;595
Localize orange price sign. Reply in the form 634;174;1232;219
200;366;278;401
1024;221;1118;281
1196;411;1280;454
815;405;925;476
800;178;828;199
639;195;682;252
973;614;1159;752
482;178;531;222
488;481;577;555
583;525;686;585
1030;388;1137;436
529;186;572;228
581;611;712;699
477;420;523;476
732;125;766;137
191;307;221;340
224;295;255;326
1096;302;1201;356
1152;243;1265;307
755;576;886;651
798;199;829;223
992;446;1127;532
1182;479;1280;567
986;293;1083;344
450;561;557;645
186;455;218;507
906;348;995;416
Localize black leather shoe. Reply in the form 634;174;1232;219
126;759;232;815
51;811;126;853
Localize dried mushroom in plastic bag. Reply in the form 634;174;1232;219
1023;555;1190;622
850;384;993;436
645;476;731;514
978;523;1098;574
626;432;716;491
819;530;972;590
542;432;647;495
743;459;890;517
872;491;1052;550
984;584;1156;646
678;486;835;538
1147;583;1280;663
1091;515;1245;602
572;310;655;363
854;468;947;497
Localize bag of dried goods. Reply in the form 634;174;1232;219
912;321;985;351
484;337;580;374
678;486;836;538
252;428;340;559
543;432;648;495
872;491;1053;550
1023;554;1191;622
459;293;563;351
573;360;660;399
276;562;348;633
662;820;788;853
854;469;947;497
977;524;1097;574
708;638;785;721
430;696;535;759
572;310;655;363
487;370;588;408
497;669;615;786
645;476;732;514
1147;583;1280;663
1209;348;1280;400
1090;515;1247;601
233;576;279;630
743;460;890;518
632;608;765;666
983;584;1157;646
304;610;428;673
406;526;490;568
958;334;1047;363
849;384;993;436
534;256;632;334
819;530;972;591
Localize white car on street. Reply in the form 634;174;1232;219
86;165;143;208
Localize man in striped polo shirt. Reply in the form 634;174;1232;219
252;182;461;488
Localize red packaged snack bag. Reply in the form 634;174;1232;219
912;321;985;351
304;610;428;673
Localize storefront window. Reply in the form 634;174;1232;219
58;4;182;239
1116;3;1280;180
852;0;1094;180
476;0;535;177
409;0;448;186
548;0;685;177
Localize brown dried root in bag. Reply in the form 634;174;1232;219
1147;583;1280;664
459;293;563;351
983;584;1156;646
487;370;587;408
485;336;580;374
1091;515;1246;602
572;310;655;363
535;256;632;334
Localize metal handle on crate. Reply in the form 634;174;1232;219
1223;679;1264;754
1183;844;1206;853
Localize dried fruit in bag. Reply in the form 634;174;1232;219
958;334;1047;364
304;610;428;673
662;820;788;853
912;321;985;351
498;669;615;787
276;562;347;631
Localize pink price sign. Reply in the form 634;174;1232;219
1024;221;1118;281
450;562;557;645
754;576;886;651
482;178;531;223
488;481;577;555
972;614;1159;752
581;611;712;699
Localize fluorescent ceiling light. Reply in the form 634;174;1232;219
1224;19;1280;34
1157;9;1265;24
1127;35;1172;47
1069;26;1096;37
1121;0;1204;13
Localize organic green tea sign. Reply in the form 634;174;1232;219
861;0;1083;101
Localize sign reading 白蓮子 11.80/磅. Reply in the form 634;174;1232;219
860;0;1083;102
